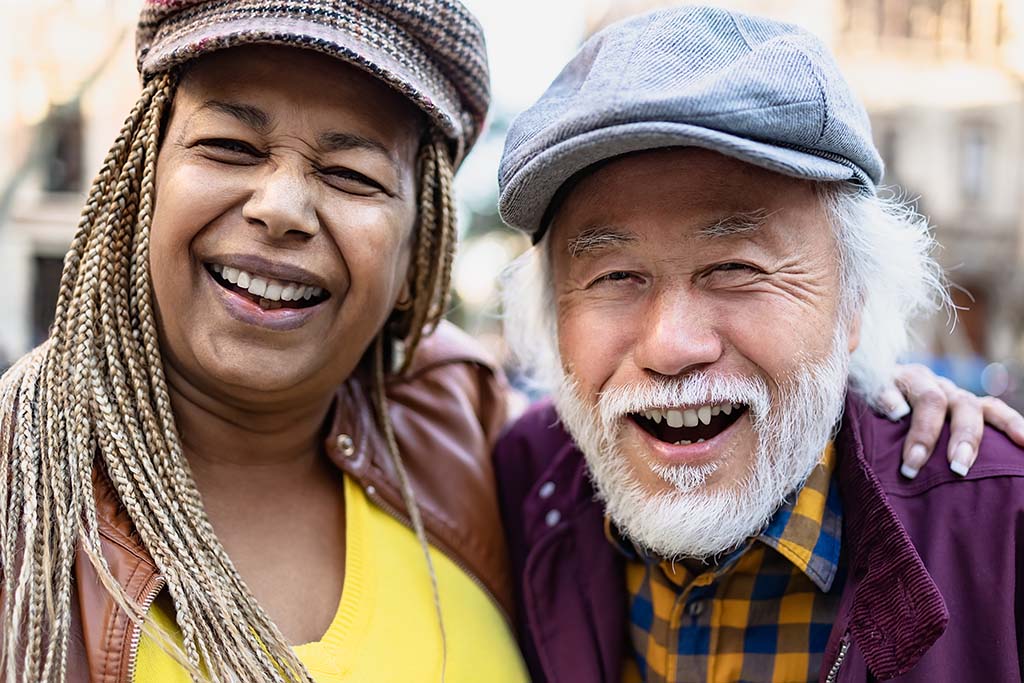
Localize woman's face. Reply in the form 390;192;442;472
150;45;422;403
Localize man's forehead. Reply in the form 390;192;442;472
560;210;777;259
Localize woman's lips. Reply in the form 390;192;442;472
204;267;327;331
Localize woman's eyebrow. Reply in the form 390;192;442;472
198;99;272;132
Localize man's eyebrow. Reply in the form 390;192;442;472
698;209;776;238
566;226;639;258
200;99;271;132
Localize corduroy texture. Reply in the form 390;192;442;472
497;5;885;239
137;0;490;166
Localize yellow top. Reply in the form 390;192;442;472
134;474;529;682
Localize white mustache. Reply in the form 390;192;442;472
595;372;772;433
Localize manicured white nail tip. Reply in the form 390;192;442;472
900;463;919;479
887;402;911;421
950;460;970;477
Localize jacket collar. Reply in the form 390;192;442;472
529;390;948;681
831;393;948;679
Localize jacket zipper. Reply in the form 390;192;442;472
824;634;850;683
365;487;512;625
124;575;166;683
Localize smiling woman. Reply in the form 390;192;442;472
0;2;526;683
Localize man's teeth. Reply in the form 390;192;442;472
642;403;741;425
211;264;323;302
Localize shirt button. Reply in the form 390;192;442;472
545;509;562;527
538;481;556;499
336;434;356;458
687;600;705;618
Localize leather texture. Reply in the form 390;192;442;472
62;321;512;682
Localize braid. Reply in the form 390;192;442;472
396;129;458;373
0;81;463;682
363;128;462;681
0;75;313;683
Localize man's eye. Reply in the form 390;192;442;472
593;271;637;285
713;262;759;273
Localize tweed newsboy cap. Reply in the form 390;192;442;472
498;6;884;239
137;0;490;165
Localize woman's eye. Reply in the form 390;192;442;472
197;138;262;160
321;168;387;196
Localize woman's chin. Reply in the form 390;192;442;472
189;343;347;401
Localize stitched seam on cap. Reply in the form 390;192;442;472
727;10;755;50
611;12;661;111
786;39;830;141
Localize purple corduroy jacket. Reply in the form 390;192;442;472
494;392;1024;682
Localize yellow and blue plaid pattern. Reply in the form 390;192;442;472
615;444;843;683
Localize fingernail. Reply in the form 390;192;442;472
885;395;911;421
907;443;928;467
900;463;920;479
1012;422;1024;443
950;441;973;477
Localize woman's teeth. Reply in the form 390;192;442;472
211;263;323;303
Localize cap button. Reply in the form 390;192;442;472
336;434;356;459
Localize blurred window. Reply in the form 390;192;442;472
997;1;1008;46
960;122;990;203
846;0;974;43
32;255;63;345
44;103;84;193
878;124;900;183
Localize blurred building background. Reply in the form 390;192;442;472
2;0;1023;406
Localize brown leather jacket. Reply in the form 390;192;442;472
64;322;513;682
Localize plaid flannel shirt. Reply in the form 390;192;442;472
615;443;844;683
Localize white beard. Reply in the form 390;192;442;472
553;334;850;562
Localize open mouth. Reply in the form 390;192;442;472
206;263;330;311
629;402;748;446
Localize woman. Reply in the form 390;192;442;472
0;2;1018;682
1;2;522;681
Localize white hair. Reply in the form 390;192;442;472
553;329;850;559
500;185;950;406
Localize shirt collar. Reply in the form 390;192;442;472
604;442;843;592
757;442;843;591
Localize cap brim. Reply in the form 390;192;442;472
499;121;870;239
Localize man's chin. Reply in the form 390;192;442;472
602;480;776;561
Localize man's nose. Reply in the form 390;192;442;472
633;289;723;378
241;167;320;239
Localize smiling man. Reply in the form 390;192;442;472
495;7;1024;683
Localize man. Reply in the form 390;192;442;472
494;7;1024;683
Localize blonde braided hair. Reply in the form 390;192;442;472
0;70;459;682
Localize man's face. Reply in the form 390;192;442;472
548;147;861;558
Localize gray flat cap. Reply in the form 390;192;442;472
498;6;884;239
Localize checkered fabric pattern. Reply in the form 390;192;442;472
614;443;844;683
136;0;490;165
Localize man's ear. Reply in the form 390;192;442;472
846;309;862;354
